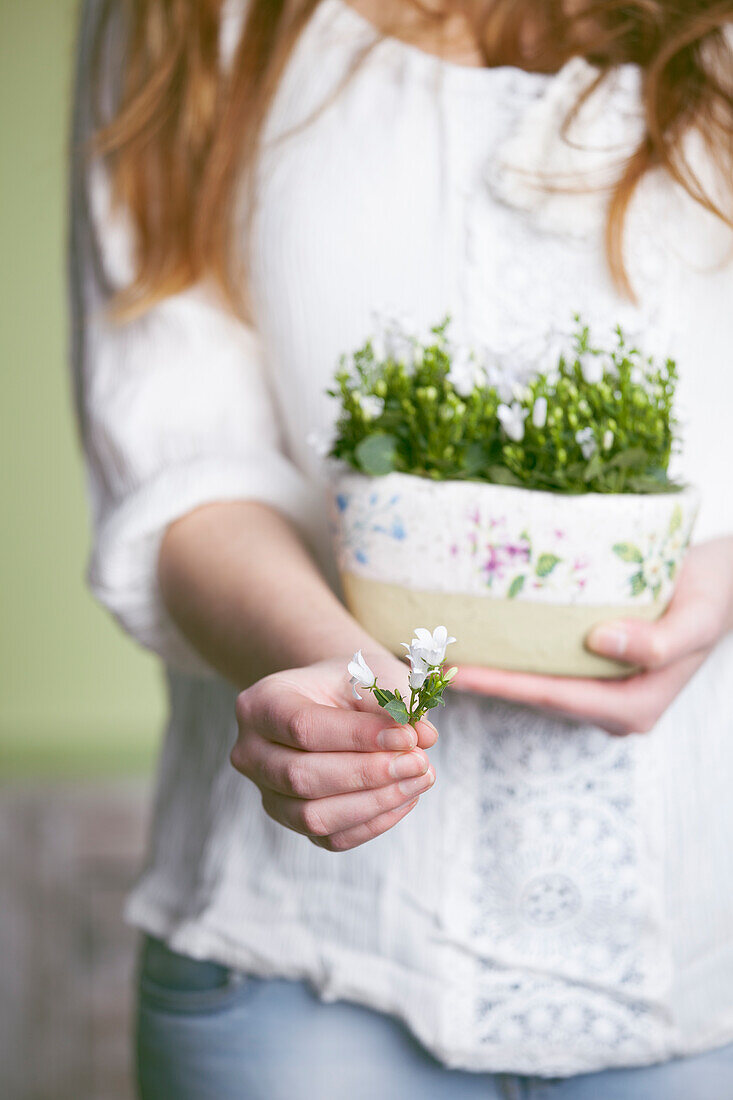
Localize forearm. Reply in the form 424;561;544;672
720;535;733;636
158;499;389;687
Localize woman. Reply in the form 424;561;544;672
69;0;733;1096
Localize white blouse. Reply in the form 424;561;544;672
71;0;733;1076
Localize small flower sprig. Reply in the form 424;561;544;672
348;626;457;727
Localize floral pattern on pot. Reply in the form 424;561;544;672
461;512;589;600
612;504;692;599
328;467;700;609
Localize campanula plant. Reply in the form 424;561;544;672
327;315;681;495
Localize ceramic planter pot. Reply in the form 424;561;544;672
328;465;700;678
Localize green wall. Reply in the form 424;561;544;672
0;0;165;774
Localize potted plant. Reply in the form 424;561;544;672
323;315;699;678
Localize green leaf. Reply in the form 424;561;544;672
536;553;561;578
564;463;587;481
613;543;644;563
625;475;676;494
486;465;523;487
607;447;648;470
508;574;526;599
583;453;604;482
372;687;395;707
630;571;647;596
383;698;410;725
462;441;488;476
354;433;398;476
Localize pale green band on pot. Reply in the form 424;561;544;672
341;572;665;680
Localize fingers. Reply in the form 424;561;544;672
260;765;436;840
236;738;431;799
451;651;706;736
233;665;440;851
311;797;420;853
237;681;436;753
585;541;729;671
585;598;720;671
450;665;627;728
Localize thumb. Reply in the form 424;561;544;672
585;592;719;671
414;716;440;750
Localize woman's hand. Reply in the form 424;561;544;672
451;537;733;736
231;654;438;852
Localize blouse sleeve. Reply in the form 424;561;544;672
69;4;317;677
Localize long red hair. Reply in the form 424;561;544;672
91;0;733;318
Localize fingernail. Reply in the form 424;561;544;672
587;624;628;658
378;726;417;751
397;796;420;813
388;750;429;781
398;767;435;798
421;718;439;739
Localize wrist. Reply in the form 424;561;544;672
280;603;395;671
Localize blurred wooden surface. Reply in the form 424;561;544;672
0;779;152;1100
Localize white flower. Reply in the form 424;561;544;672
387;332;418;369
579;352;604;385
402;626;456;668
338;352;359;380
359;394;385;419
447;345;486;397
484;355;534;404
481;353;518;404
419;325;446;350
602;428;614;451
494;377;517;404
306;426;337;458
642;554;666;589
529;330;573;378
532;396;548;429
591;322;623;352
370;333;387;362
371;309;421;370
575;426;597;459
512;382;532;404
406;648;430;690
497;402;529;443
347;650;377;700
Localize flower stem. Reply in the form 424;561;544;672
408;686;418;726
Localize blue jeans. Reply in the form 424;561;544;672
135;935;733;1099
